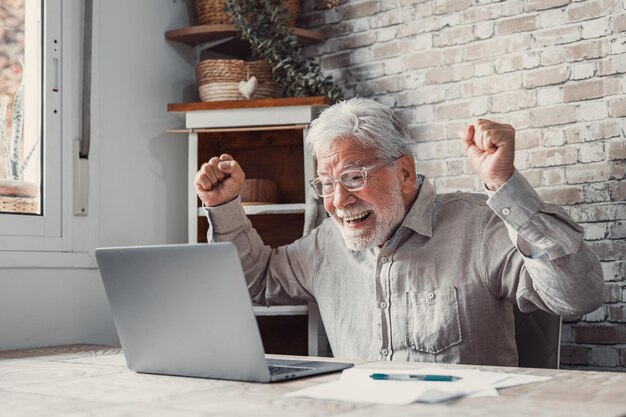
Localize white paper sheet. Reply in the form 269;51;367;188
287;368;501;405
467;373;552;398
285;367;552;405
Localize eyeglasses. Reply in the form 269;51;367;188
309;158;397;198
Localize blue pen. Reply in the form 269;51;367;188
370;373;462;382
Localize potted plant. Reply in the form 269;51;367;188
225;0;344;102
0;62;40;214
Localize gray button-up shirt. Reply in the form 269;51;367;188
205;170;605;366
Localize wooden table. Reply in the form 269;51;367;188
1;345;625;416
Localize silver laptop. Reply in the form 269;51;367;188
95;242;353;383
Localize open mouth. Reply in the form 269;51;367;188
342;211;371;225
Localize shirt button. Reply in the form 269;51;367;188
381;348;389;356
502;207;511;216
427;291;435;301
380;256;388;264
379;301;387;309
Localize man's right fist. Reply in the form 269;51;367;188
194;154;245;207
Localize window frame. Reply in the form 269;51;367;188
0;0;63;251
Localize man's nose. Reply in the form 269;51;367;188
332;182;355;210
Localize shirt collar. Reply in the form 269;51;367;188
400;176;436;238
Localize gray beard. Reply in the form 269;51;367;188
333;183;407;251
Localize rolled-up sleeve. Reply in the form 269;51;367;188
482;170;606;317
204;197;317;305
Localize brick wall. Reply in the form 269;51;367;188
300;0;626;370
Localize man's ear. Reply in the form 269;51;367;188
398;155;417;194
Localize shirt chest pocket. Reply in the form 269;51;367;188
404;286;462;354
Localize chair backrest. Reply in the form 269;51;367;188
514;307;562;369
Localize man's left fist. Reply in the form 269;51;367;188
463;119;515;191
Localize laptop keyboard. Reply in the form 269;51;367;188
268;365;314;376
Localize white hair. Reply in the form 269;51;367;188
305;98;416;160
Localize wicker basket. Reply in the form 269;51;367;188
196;59;283;101
283;0;301;27
244;60;284;99
196;59;244;83
245;60;273;82
0;195;39;214
0;179;39;214
195;0;231;25
195;0;301;27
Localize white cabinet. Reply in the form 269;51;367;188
169;97;329;356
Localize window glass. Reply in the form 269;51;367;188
0;0;42;215
0;0;62;249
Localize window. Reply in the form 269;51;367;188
0;0;62;250
1;0;41;215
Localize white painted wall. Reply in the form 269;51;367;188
96;0;192;247
0;0;195;350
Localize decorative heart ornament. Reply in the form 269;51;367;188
238;76;258;99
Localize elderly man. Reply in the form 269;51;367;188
194;98;605;366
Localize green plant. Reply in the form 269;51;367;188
0;61;38;181
225;0;343;102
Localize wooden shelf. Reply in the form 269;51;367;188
253;304;308;316
244;203;306;215
168;96;331;113
197;203;306;217
168;124;308;134
169;97;331;128
165;24;325;48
